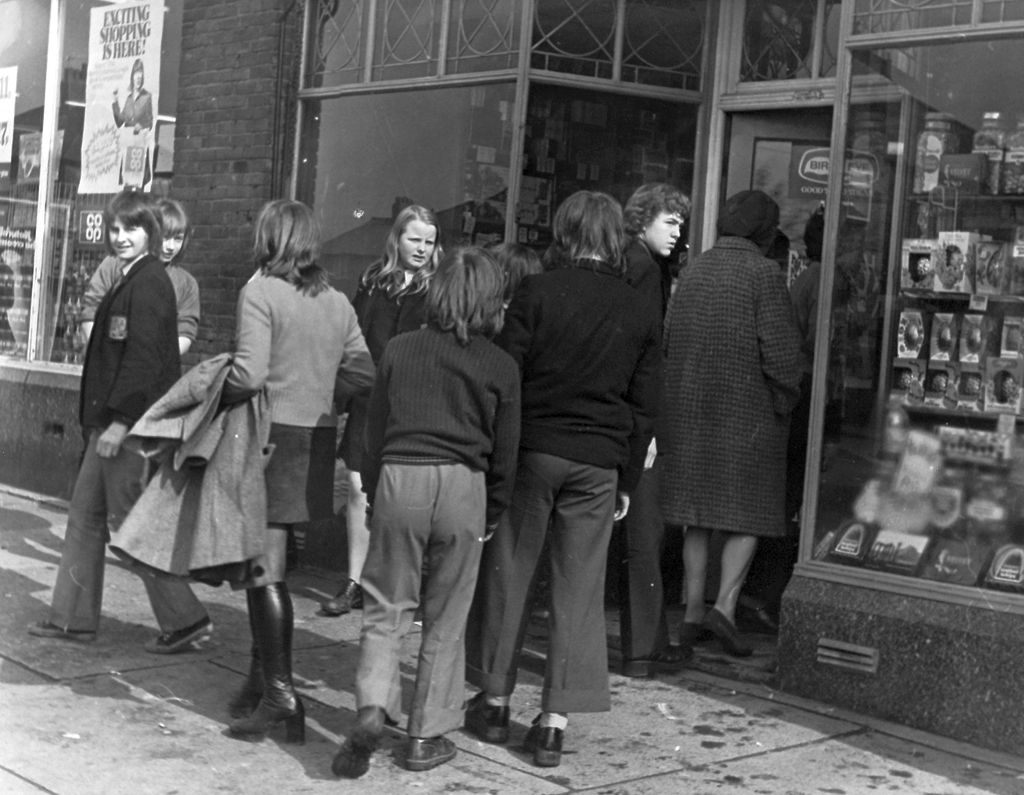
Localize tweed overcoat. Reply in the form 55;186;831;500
658;236;802;537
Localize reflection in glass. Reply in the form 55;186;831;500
296;83;516;297
741;0;817;81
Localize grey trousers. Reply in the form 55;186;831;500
48;431;208;634
467;450;617;713
355;462;486;738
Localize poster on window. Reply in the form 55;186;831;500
78;0;163;194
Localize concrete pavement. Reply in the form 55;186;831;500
1;489;1022;794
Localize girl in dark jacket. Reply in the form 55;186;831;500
322;205;442;617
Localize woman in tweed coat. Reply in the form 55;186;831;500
658;190;802;657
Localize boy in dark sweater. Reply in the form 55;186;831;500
332;246;520;778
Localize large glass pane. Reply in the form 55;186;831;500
372;0;440;81
813;38;1024;601
296;83;516;297
0;0;49;358
517;83;698;251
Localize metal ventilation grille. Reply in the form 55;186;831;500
816;638;879;674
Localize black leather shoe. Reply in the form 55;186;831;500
523;718;563;767
464;691;510;744
622;643;692;677
405;735;456;771
145;617;213;654
332;706;385;778
678;621;715;646
737;603;780;635
702;607;753;657
321;580;363;616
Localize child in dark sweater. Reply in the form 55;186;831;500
332;246;520;779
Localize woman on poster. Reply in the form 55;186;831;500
111;58;154;188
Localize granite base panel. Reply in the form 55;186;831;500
778;573;1024;755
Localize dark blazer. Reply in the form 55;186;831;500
79;254;180;431
498;257;660;493
623;238;672;320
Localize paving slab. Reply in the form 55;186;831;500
585;728;1024;794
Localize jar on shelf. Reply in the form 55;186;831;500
972;111;1005;196
1002;114;1024;194
913;111;957;194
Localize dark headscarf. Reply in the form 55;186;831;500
717;190;779;249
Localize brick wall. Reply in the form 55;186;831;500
175;0;301;360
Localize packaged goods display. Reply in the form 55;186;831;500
929;312;957;361
923;362;957;408
971;111;1005;195
914;112;958;193
975;241;1008;294
958;313;989;364
933;231;977;293
896;310;926;358
984;356;1024;413
820;422;1022;589
1003;115;1024;194
1001;316;1024;356
901;238;936;289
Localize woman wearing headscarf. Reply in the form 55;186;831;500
658;190;802;657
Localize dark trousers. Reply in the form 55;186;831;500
467;451;617;713
49;431;207;633
616;464;669;660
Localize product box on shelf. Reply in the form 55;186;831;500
958;313;991;364
897;309;927;359
929;312;958;361
920;535;994;586
923;362;958;408
1000;315;1024;356
826;519;877;566
865;529;932;575
1010;225;1024;294
933;231;978;293
938;153;987;194
983;356;1024;413
955;364;984;411
975;241;1009;295
891;359;925;404
900;238;937;290
984;543;1024;591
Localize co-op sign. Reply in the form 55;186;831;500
788;145;878;199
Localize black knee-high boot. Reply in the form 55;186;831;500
227;589;263;718
227;582;305;744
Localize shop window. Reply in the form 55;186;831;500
812;37;1024;600
741;0;841;81
851;0;974;34
295;83;517;297
532;0;706;90
0;0;183;366
306;0;520;89
517;83;698;250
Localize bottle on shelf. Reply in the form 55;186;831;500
1002;114;1024;195
972;111;1005;196
913;111;958;194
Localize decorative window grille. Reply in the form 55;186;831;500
851;0;1024;33
741;0;842;81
